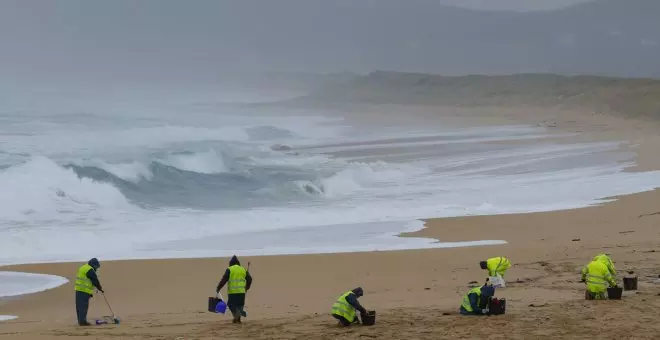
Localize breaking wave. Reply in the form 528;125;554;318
0;146;420;217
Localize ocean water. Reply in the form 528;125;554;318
2;89;660;305
0;271;69;321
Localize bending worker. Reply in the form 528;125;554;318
593;253;617;279
216;255;252;324
480;256;511;278
331;287;367;326
74;258;103;326
581;255;617;300
460;284;495;315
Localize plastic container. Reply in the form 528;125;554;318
488;297;506;315
361;311;376;326
208;297;220;312
607;287;623;300
623;276;638;291
215;300;227;314
208;296;227;314
488;274;506;288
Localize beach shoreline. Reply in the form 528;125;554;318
3;101;660;339
2;187;660;339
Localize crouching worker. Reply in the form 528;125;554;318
480;256;511;278
216;255;252;324
331;287;367;326
460;285;495;315
581;256;617;300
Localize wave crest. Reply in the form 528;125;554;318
0;156;133;222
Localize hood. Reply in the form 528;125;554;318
593;253;610;261
88;258;100;270
352;287;364;297
481;285;495;297
229;255;240;267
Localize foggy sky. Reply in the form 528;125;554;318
1;0;659;85
439;0;595;11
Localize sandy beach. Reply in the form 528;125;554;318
3;0;660;337
2;189;660;339
3;100;660;339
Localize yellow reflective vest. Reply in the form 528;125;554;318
227;264;247;294
593;254;616;278
74;264;95;295
331;291;357;322
582;260;616;293
461;286;483;313
486;257;511;277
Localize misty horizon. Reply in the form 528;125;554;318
1;0;659;86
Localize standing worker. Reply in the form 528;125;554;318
480;256;511;278
331;287;368;326
459;284;495;315
74;258;103;326
581;256;617;300
216;255;252;324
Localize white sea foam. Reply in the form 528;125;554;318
1;157;659;266
2;104;660;272
158;149;229;174
0;271;69;321
83;160;154;182
0;156;134;223
303;162;430;197
0;125;251;157
0;271;68;298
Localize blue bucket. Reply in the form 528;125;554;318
215;299;227;314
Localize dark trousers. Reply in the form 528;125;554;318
459;306;484;316
75;291;92;325
227;293;246;322
333;314;351;326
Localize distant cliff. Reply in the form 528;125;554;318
294;71;660;119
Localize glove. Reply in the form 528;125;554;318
216;291;224;301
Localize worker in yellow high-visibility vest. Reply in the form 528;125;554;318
581;257;617;300
74;258;103;326
216;255;253;324
459;284;495;315
593;253;617;279
331;287;367;326
479;256;511;278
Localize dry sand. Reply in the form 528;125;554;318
2;102;660;339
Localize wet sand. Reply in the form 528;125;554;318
2;186;660;339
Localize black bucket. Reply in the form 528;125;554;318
623;277;638;291
208;297;221;312
607;287;623;300
488;297;506;315
361;311;376;326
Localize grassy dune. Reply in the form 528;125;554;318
298;71;660;119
